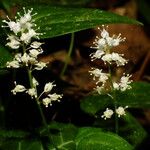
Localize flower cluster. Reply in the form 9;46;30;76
101;106;128;120
2;8;62;107
89;25;132;119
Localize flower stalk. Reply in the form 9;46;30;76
89;25;132;133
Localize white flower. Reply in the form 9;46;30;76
34;62;47;70
30;41;43;49
89;68;108;84
115;106;128;117
2;19;21;34
92;26;125;50
42;93;62;107
119;74;132;91
106;34;126;47
113;82;120;90
101;108;114;120
42;97;52;107
21;53;30;66
48;93;62;102
44;82;56;93
29;49;42;58
101;52;128;66
100;26;109;38
94;86;104;94
32;77;39;87
6;60;20;68
111;53;128;66
14;53;22;62
101;53;112;64
90;50;104;61
26;88;37;98
19;8;33;25
6;35;20;49
11;82;26;95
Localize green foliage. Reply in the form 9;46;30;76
30;6;142;39
40;122;78;150
120;113;147;147
75;127;133;150
0;140;43;150
80;82;150;115
1;0;91;7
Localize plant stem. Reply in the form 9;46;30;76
108;65;119;134
27;69;58;150
60;33;74;77
22;43;57;149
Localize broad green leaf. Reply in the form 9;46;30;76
120;113;147;147
0;140;43;150
80;82;150;115
0;129;29;139
75;127;133;150
1;0;91;7
0;46;12;68
29;6;142;38
39;122;78;150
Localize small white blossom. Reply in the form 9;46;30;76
113;82;120;90
44;82;56;93
6;60;20;68
101;108;114;120
6;35;20;49
94;86;104;94
90;50;104;61
34;62;47;70
119;74;132;91
32;77;39;87
89;68;108;84
48;93;62;102
19;8;33;25
30;41;43;49
2;19;21;34
106;34;126;47
42;93;62;107
21;53;30;66
115;106;128;117
42;97;52;107
11;82;26;95
101;52;128;66
26;88;37;98
29;49;42;58
14;53;22;62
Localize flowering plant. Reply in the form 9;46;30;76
0;2;149;150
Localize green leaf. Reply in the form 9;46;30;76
2;0;91;7
39;122;78;150
80;82;150;115
120;113;147;147
75;127;133;150
0;129;29;139
0;140;43;150
0;45;12;68
30;6;142;38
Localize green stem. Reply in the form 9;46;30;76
60;33;75;77
108;65;119;134
27;69;57;150
22;43;57;149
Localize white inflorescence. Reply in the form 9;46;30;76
89;25;132;119
101;108;114;120
116;106;128;117
2;8;62;107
